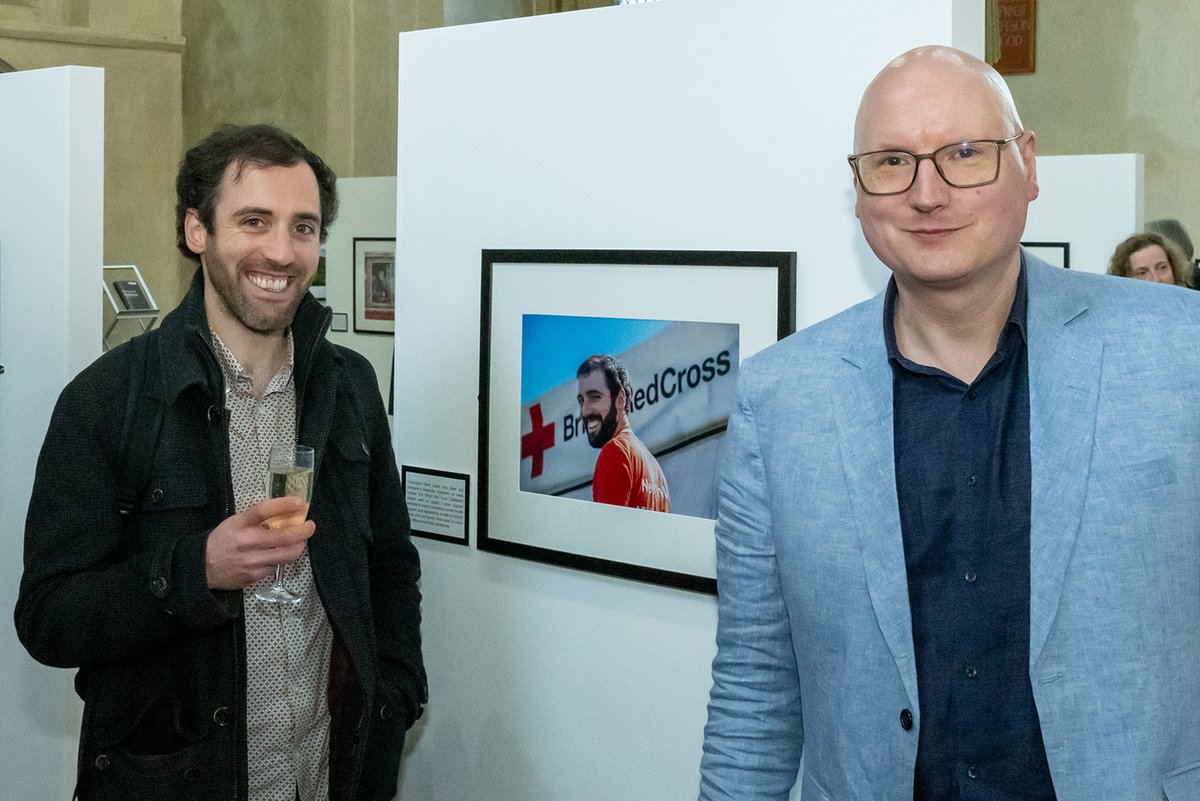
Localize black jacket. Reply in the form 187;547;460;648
15;270;426;800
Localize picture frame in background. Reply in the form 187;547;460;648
1022;240;1070;269
353;237;397;333
478;249;796;593
310;244;328;302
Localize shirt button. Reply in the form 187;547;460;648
964;571;977;583
967;765;980;779
965;665;978;679
967;475;978;486
899;708;914;730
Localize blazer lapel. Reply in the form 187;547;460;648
1024;261;1103;668
831;303;919;709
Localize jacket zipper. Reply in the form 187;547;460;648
195;327;246;801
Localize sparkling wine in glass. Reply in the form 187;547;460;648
254;444;313;605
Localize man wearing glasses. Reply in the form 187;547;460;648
700;46;1200;801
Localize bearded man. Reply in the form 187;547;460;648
576;354;670;512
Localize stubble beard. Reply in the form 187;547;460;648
205;251;311;336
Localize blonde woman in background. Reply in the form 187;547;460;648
1107;231;1192;286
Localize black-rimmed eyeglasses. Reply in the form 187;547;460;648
847;133;1026;196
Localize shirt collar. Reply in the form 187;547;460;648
210;328;295;398
883;253;1029;367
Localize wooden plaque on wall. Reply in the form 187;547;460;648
994;0;1036;74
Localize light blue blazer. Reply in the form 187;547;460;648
700;254;1200;801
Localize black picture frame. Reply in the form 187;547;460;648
353;237;397;334
1022;240;1070;269
478;249;796;594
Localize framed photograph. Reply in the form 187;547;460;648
478;249;795;593
1022;240;1070;269
402;466;470;546
353;237;396;334
310;245;328;302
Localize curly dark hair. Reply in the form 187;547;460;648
174;124;338;262
576;354;633;414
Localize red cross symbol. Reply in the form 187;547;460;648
520;403;556;478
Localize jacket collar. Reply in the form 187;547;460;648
1023;254;1101;669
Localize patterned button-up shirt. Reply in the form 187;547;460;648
212;330;334;801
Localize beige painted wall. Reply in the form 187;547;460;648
0;1;185;317
1006;0;1200;243
7;0;1193;314
182;0;443;193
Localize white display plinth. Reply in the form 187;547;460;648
0;66;104;801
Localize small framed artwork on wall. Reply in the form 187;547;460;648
353;237;396;334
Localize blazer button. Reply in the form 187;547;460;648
212;706;231;727
94;754;110;771
379;703;394;721
899;708;913;731
206;405;221;423
185;766;202;782
149;487;164;504
151;576;170;598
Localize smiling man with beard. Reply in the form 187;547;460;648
17;125;426;801
576;354;670;513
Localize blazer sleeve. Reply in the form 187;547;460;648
698;376;804;801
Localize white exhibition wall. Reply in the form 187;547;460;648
392;2;980;799
323;176;398;404
0;66;104;801
1024;153;1144;274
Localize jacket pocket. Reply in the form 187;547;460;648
131;467;210;549
88;693;208;799
800;771;835;801
326;427;375;542
355;684;410;801
1163;759;1200;800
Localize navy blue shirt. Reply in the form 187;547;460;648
885;263;1056;801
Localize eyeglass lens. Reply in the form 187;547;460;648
855;140;1003;195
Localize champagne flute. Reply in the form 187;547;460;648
254;444;314;605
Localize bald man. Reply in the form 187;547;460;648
699;46;1200;801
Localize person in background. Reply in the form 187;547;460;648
1107;230;1191;286
1145;217;1196;288
1146;218;1195;263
